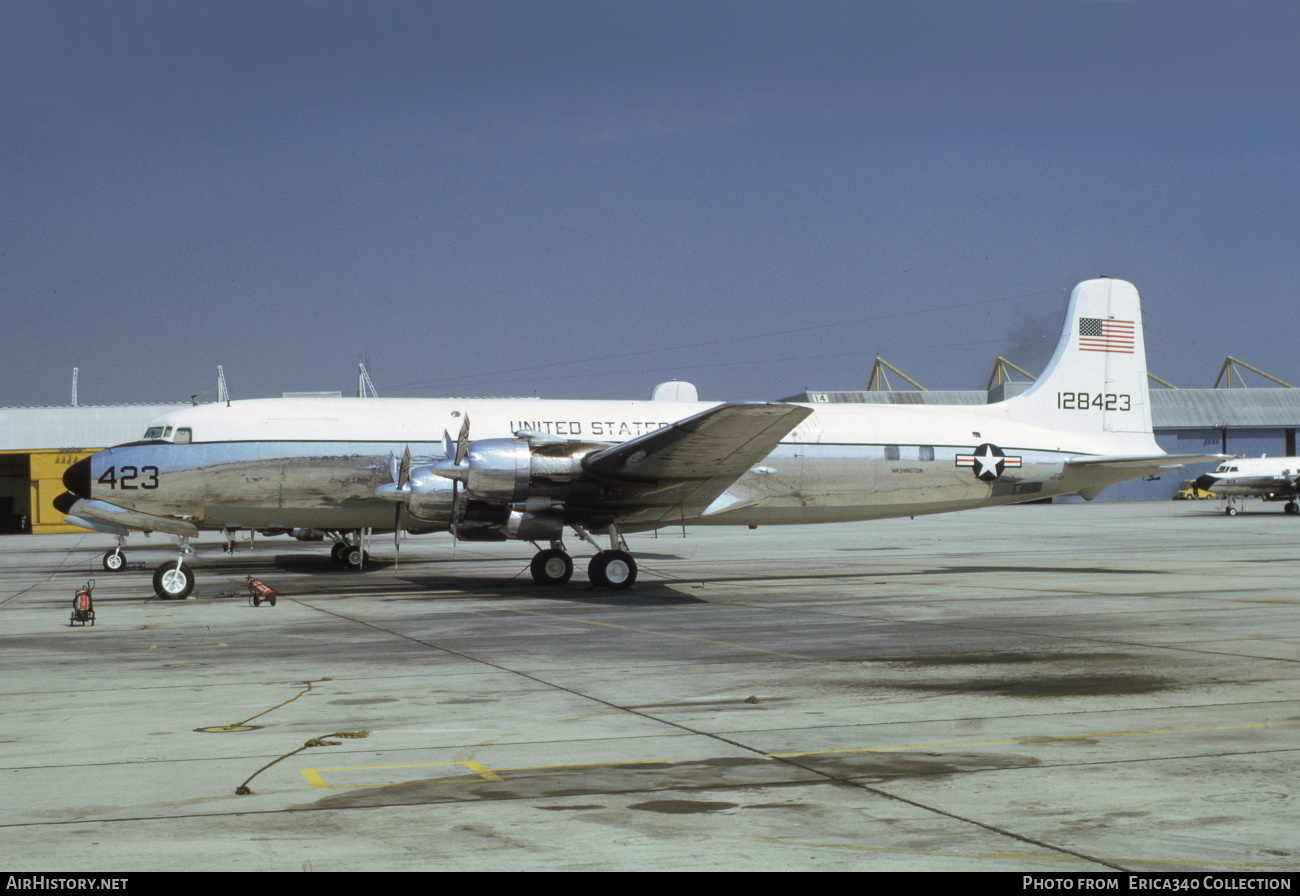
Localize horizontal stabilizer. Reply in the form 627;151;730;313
1064;453;1226;501
1064;453;1226;473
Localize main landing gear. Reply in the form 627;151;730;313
330;541;370;569
328;530;371;569
529;525;639;590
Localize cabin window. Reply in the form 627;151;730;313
174;428;192;444
919;446;935;462
884;445;900;461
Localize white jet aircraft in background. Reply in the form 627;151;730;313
1194;458;1300;515
59;277;1221;598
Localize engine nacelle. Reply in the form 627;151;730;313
438;438;586;504
404;466;466;525
378;437;591;538
459;438;532;503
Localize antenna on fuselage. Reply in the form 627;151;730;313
217;366;230;405
71;368;78;407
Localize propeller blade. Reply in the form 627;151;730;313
454;415;471;466
393;502;402;568
397;445;411;490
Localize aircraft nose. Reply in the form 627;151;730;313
63;456;92;498
1193;474;1218;492
52;491;80;514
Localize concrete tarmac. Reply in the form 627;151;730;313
1;501;1297;872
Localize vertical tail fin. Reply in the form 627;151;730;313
1000;277;1157;449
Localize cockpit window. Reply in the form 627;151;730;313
174;427;192;444
144;426;165;440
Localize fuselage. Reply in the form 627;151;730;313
63;394;1159;533
1194;457;1300;498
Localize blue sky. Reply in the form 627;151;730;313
3;0;1297;406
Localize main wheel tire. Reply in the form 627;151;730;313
343;547;369;569
588;550;637;590
152;562;195;600
1226;506;1238;516
330;543;349;563
102;550;126;572
530;549;573;585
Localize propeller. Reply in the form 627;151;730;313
436;414;472;481
391;446;411;567
453;414;470;465
446;415;470;540
397;445;411;489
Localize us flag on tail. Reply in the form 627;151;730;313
1078;317;1134;353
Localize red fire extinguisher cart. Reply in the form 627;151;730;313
70;580;95;626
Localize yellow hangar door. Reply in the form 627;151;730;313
27;450;99;535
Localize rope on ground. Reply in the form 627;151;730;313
235;730;370;795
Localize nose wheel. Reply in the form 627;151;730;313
152;539;196;599
152;561;194;600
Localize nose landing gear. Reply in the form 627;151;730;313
101;536;129;571
152;540;196;600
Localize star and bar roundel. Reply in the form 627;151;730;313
956;443;1022;482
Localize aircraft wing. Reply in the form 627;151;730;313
1063;453;1227;501
57;495;200;538
579;402;813;527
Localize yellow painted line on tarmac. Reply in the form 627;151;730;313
768;718;1300;758
302;758;671;790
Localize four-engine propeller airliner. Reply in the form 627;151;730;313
57;277;1221;598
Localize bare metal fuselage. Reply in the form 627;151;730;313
72;395;1136;534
